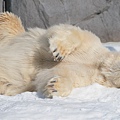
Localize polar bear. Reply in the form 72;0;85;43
0;12;120;98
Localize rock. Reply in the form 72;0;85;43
10;0;120;42
0;0;3;12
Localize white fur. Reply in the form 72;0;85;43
1;13;120;98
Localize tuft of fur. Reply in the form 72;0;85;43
0;12;25;46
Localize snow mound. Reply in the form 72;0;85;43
1;84;120;120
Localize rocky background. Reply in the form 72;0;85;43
0;0;2;12
1;0;120;42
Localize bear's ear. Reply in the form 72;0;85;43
45;24;82;61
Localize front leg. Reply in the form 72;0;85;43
46;24;82;61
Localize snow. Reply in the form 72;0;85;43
0;42;120;120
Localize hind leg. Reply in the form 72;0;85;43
35;69;73;98
43;76;73;98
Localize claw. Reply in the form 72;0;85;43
57;56;62;61
47;84;54;87
52;90;57;92
55;53;59;58
53;48;57;53
50;80;56;83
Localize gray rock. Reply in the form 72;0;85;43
0;0;3;12
10;0;120;42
